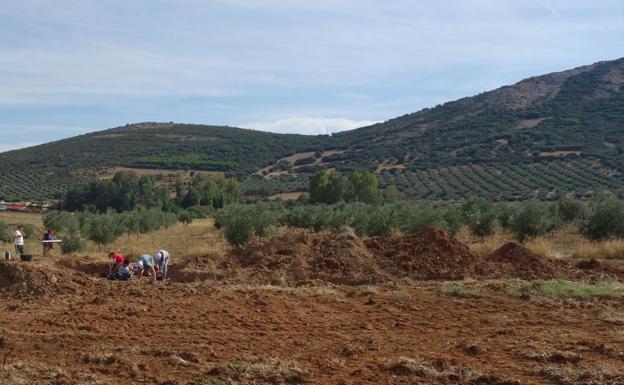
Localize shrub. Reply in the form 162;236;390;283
178;210;194;226
463;197;497;238
496;203;517;230
557;198;583;223
61;234;88;254
216;205;255;246
85;213;123;247
22;223;36;239
510;202;554;242
400;203;446;233
0;221;10;243
44;211;81;234
578;198;624;241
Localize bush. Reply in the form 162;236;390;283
557;198;583;223
61;234;88;254
178;210;194;226
510;202;554;242
496;204;517;230
85;213;123;247
0;221;10;243
216;205;255;246
22;223;36;239
463;198;497;238
578;198;624;241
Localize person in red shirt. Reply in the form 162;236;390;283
108;251;125;278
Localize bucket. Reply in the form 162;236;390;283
20;254;33;262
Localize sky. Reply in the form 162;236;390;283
0;0;623;152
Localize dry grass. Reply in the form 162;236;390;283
1;215;229;262
457;225;624;260
96;218;229;262
0;211;44;227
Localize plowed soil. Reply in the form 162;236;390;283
1;228;624;384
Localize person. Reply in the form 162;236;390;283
154;249;170;280
13;225;25;256
133;254;157;283
116;259;133;281
108;251;125;278
42;228;55;256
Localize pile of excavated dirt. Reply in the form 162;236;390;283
484;242;563;279
0;260;95;298
364;227;481;280
226;229;388;285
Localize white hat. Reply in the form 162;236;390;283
133;261;144;270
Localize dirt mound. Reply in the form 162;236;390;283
484;242;562;279
57;255;109;276
0;261;94;297
227;229;388;285
364;227;481;280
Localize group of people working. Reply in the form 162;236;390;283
108;249;170;283
6;223;170;284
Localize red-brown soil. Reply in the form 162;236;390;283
364;227;481;280
483;243;564;280
1;261;623;385
1;228;624;384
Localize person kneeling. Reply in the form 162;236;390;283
116;259;133;281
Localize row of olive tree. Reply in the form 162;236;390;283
213;197;622;246
43;208;177;253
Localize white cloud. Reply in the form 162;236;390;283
0;142;42;153
243;117;377;135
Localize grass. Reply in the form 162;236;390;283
505;278;624;299
1;214;229;263
440;281;485;298
456;225;624;260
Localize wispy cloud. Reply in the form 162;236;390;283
243;117;377;135
0;0;622;145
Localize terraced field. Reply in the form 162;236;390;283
378;159;624;201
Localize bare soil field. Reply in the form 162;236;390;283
1;228;624;384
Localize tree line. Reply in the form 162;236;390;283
214;196;624;246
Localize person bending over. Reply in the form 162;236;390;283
154;249;170;280
108;251;125;278
133;254;157;283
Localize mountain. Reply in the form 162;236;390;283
2;58;624;201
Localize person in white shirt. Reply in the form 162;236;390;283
154;249;170;280
13;224;25;256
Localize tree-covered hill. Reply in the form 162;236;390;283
2;57;624;201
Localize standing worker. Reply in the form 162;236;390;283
42;228;56;256
13;224;25;257
154;249;170;280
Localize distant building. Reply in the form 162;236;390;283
5;203;27;212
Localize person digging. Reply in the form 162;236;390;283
132;254;157;284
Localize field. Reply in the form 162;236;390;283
377;159;624;201
1;216;624;384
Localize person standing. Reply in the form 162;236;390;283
13;224;25;256
42;228;55;256
154;249;170;280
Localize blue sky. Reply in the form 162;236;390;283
0;0;623;152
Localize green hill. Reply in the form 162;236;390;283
2;57;624;201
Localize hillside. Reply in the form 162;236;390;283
1;57;624;201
